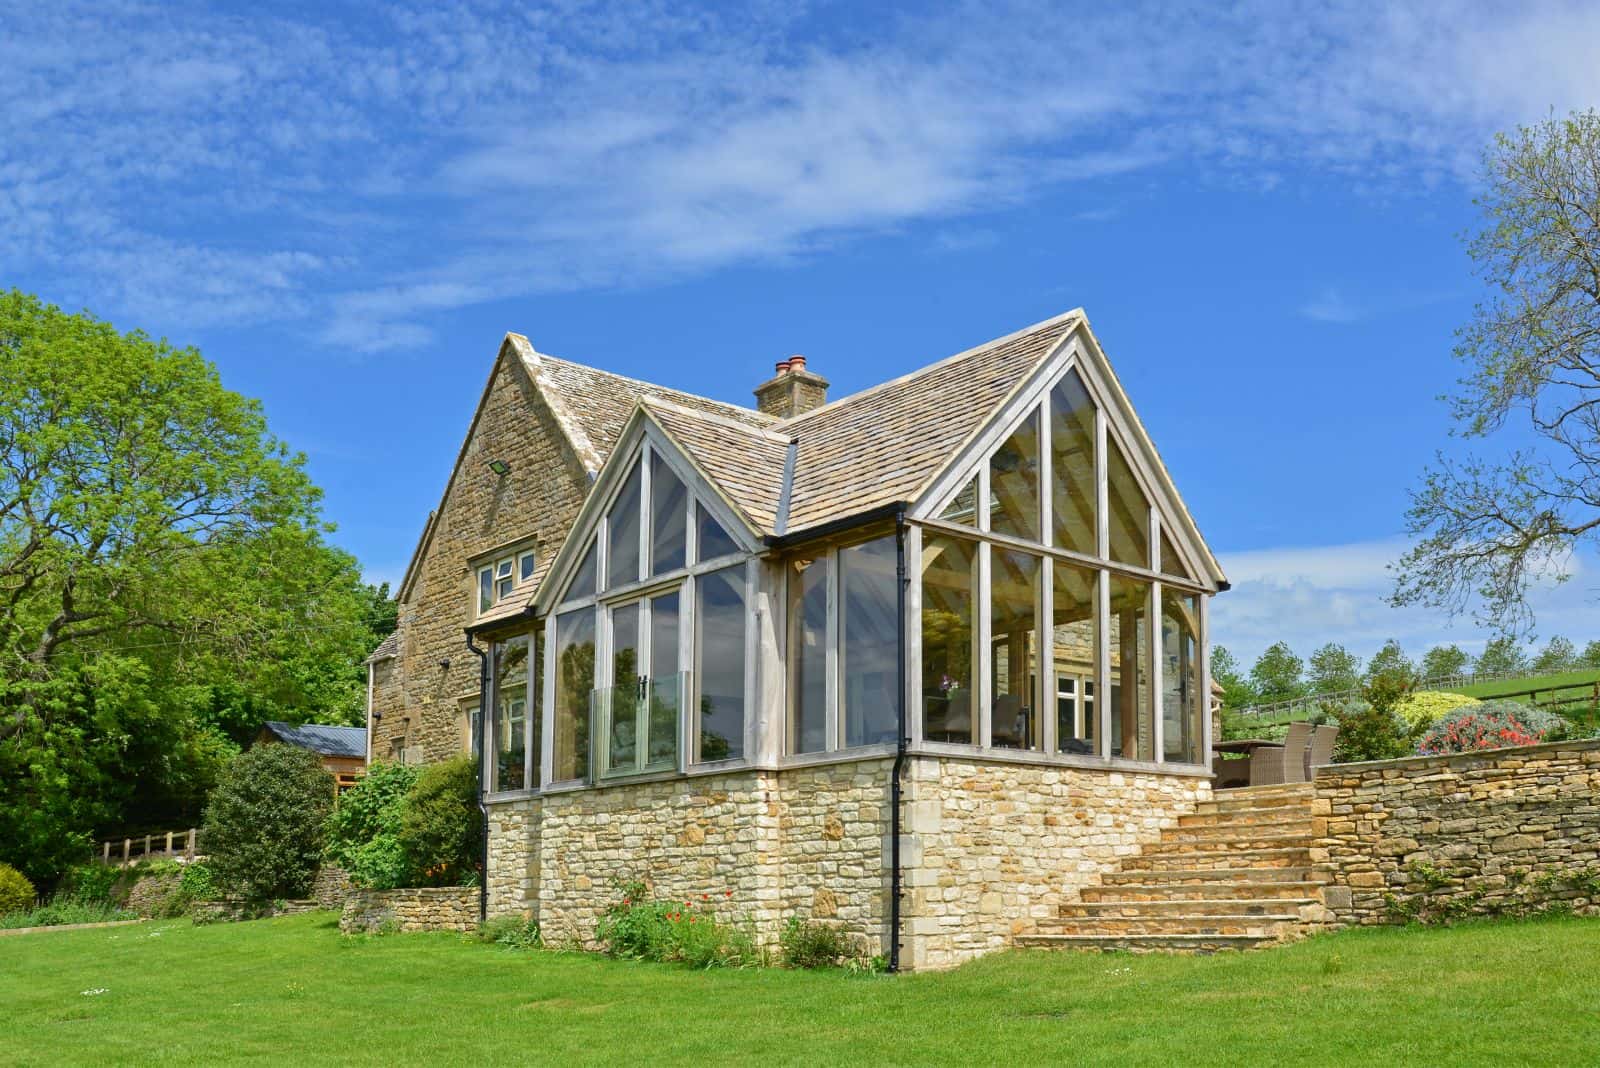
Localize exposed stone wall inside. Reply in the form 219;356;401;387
901;756;1211;969
369;351;591;764
340;886;480;934
1313;739;1600;925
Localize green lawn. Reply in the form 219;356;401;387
6;913;1600;1065
1456;668;1600;706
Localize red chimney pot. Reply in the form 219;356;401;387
788;354;807;371
775;359;791;375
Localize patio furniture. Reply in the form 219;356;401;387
1306;724;1339;776
1247;722;1313;786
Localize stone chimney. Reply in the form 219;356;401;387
754;355;829;419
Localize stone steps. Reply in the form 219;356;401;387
1019;785;1320;955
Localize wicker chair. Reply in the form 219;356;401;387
1306;724;1339;777
1249;722;1314;786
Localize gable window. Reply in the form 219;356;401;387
477;547;538;615
545;435;754;785
916;351;1210;768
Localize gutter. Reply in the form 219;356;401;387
764;501;906;551
464;630;490;926
888;504;908;974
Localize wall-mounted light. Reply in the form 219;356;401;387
439;657;452;671
486;459;510;477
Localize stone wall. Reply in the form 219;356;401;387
901;756;1211;969
1313;739;1600;925
485;797;541;919
370;346;591;764
312;865;354;910
340;886;480;934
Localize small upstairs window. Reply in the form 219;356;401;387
477;547;538;615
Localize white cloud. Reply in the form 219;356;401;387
7;2;1600;346
1299;287;1364;324
1212;537;1600;667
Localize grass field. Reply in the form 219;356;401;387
1457;668;1600;706
6;912;1600;1066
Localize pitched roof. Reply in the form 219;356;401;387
643;399;792;533
775;311;1079;534
261;721;367;759
366;631;399;664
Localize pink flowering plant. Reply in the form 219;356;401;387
596;879;758;968
1417;700;1564;756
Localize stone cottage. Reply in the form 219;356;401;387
367;309;1227;969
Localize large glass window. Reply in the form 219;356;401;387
1052;561;1097;754
695;565;746;762
989;409;1040;541
553;608;596;781
1161;588;1202;764
940;475;978;526
787;555;829;754
1108;574;1153;761
491;635;529;791
1159;529;1190;581
1107;438;1149;568
606;462;642;589
650;453;688;575
990;548;1041;750
1051;369;1097;555
921;533;976;744
567;538;598;602
841;536;899;747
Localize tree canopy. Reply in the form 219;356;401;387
1307;642;1362;694
1394;110;1600;635
1249;642;1305;705
0;291;392;883
1420;643;1472;681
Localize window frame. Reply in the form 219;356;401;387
474;544;539;619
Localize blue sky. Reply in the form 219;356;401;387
5;1;1600;667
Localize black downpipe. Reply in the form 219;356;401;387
465;631;490;925
888;505;908;973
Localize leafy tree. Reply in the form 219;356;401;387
1420;644;1472;682
203;743;333;905
1582;640;1600;670
1364;640;1415;689
1476;635;1530;677
1307;643;1362;694
1249;642;1304;704
324;761;419;889
1532;635;1578;675
1209;646;1257;709
0;291;387;881
1393;111;1600;635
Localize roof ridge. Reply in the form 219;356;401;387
778;307;1083;428
641;396;795;446
534;350;776;426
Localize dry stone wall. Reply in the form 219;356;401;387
901;756;1210;969
1313;739;1600;925
340;886;479;934
486;798;541;919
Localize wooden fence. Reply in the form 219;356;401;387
97;828;204;866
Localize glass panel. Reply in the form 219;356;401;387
606;462;643;589
1162;588;1202;764
1107;437;1150;568
519;552;537;582
697;502;739;561
695;565;746;761
491;636;528;791
990;548;1040;750
1052;560;1098;754
787;555;829;754
939;475;978;527
1108;574;1153;760
1051;369;1097;555
1159;530;1191;581
497;559;513;579
841;535;900;748
606;602;641;775
497;576;514;599
566;539;598;602
553;608;596;781
989;408;1040;541
478;568;493;613
530;628;542;782
650;452;688;575
920;532;976;744
647;591;681;768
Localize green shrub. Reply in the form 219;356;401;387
60;863;121;905
179;862;217;902
0;862;36;914
476;914;541;949
1328;699;1412;762
779;917;853;969
1418;701;1564;756
1394;691;1479;731
324;762;418;888
398;756;481;887
595;881;759;968
0;892;134;929
203;744;334;905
